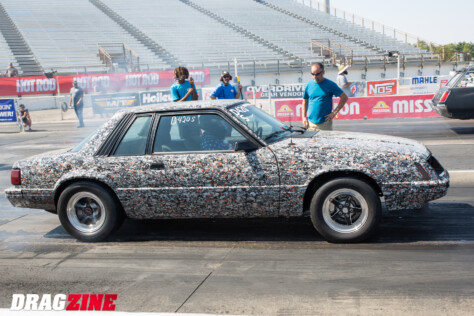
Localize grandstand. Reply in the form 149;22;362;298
0;0;439;77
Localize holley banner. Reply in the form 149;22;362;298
0;69;210;96
274;94;439;122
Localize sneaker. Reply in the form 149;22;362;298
28;126;32;131
77;125;84;128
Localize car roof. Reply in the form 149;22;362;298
117;100;248;115
458;65;474;72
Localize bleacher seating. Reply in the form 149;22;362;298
0;0;434;75
0;0;170;74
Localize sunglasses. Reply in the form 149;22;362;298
311;71;323;76
223;75;231;79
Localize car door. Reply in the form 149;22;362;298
140;110;280;219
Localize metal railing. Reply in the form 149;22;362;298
294;0;441;50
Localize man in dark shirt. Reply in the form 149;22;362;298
69;80;85;128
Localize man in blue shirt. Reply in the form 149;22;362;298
170;67;198;102
210;71;242;100
302;62;348;131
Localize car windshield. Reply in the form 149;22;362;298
228;104;291;143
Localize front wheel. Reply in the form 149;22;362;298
310;177;381;243
58;182;122;242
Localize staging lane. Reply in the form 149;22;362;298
0;117;473;314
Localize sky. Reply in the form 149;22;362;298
324;0;473;45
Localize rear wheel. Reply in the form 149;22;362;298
58;182;122;242
310;177;381;243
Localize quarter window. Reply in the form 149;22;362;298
114;116;152;156
153;114;247;152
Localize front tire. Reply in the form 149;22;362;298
58;182;121;242
310;177;381;243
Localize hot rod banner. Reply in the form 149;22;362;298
0;76;58;96
0;69;210;96
274;94;439;122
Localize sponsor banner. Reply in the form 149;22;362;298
91;92;139;114
0;69;210;97
139;88;202;104
0;99;17;123
0;76;58;96
274;94;438;121
348;81;366;97
244;84;305;99
139;90;173;104
367;79;397;96
406;75;451;95
58;69;210;94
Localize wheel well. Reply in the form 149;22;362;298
302;171;383;212
54;178;125;216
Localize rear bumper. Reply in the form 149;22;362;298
5;187;56;212
430;102;452;118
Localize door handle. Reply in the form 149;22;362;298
150;162;165;170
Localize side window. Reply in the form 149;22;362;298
457;71;474;88
114;116;152;156
153;114;248;153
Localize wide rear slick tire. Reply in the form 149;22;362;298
58;182;122;242
310;177;381;243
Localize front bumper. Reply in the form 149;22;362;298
5;187;56;212
383;170;450;211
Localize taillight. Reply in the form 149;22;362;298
439;91;450;103
11;169;21;185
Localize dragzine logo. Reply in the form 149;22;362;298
11;294;117;311
16;78;57;93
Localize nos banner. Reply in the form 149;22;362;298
367;79;397;96
274;94;439;122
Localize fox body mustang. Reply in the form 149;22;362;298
6;100;449;242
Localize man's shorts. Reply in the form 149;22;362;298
307;120;333;131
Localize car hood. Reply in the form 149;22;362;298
270;130;430;159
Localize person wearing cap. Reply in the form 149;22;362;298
336;64;354;97
210;71;242;100
18;104;32;131
302;62;348;131
69;79;85;128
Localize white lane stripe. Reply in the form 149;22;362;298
448;170;474;173
422;140;474;145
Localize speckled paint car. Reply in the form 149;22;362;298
5;100;449;242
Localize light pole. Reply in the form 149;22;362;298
389;51;400;94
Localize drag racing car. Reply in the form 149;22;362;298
431;65;474;119
6;100;449;243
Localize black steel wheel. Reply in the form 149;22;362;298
310;177;381;243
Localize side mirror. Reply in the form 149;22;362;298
234;141;259;152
